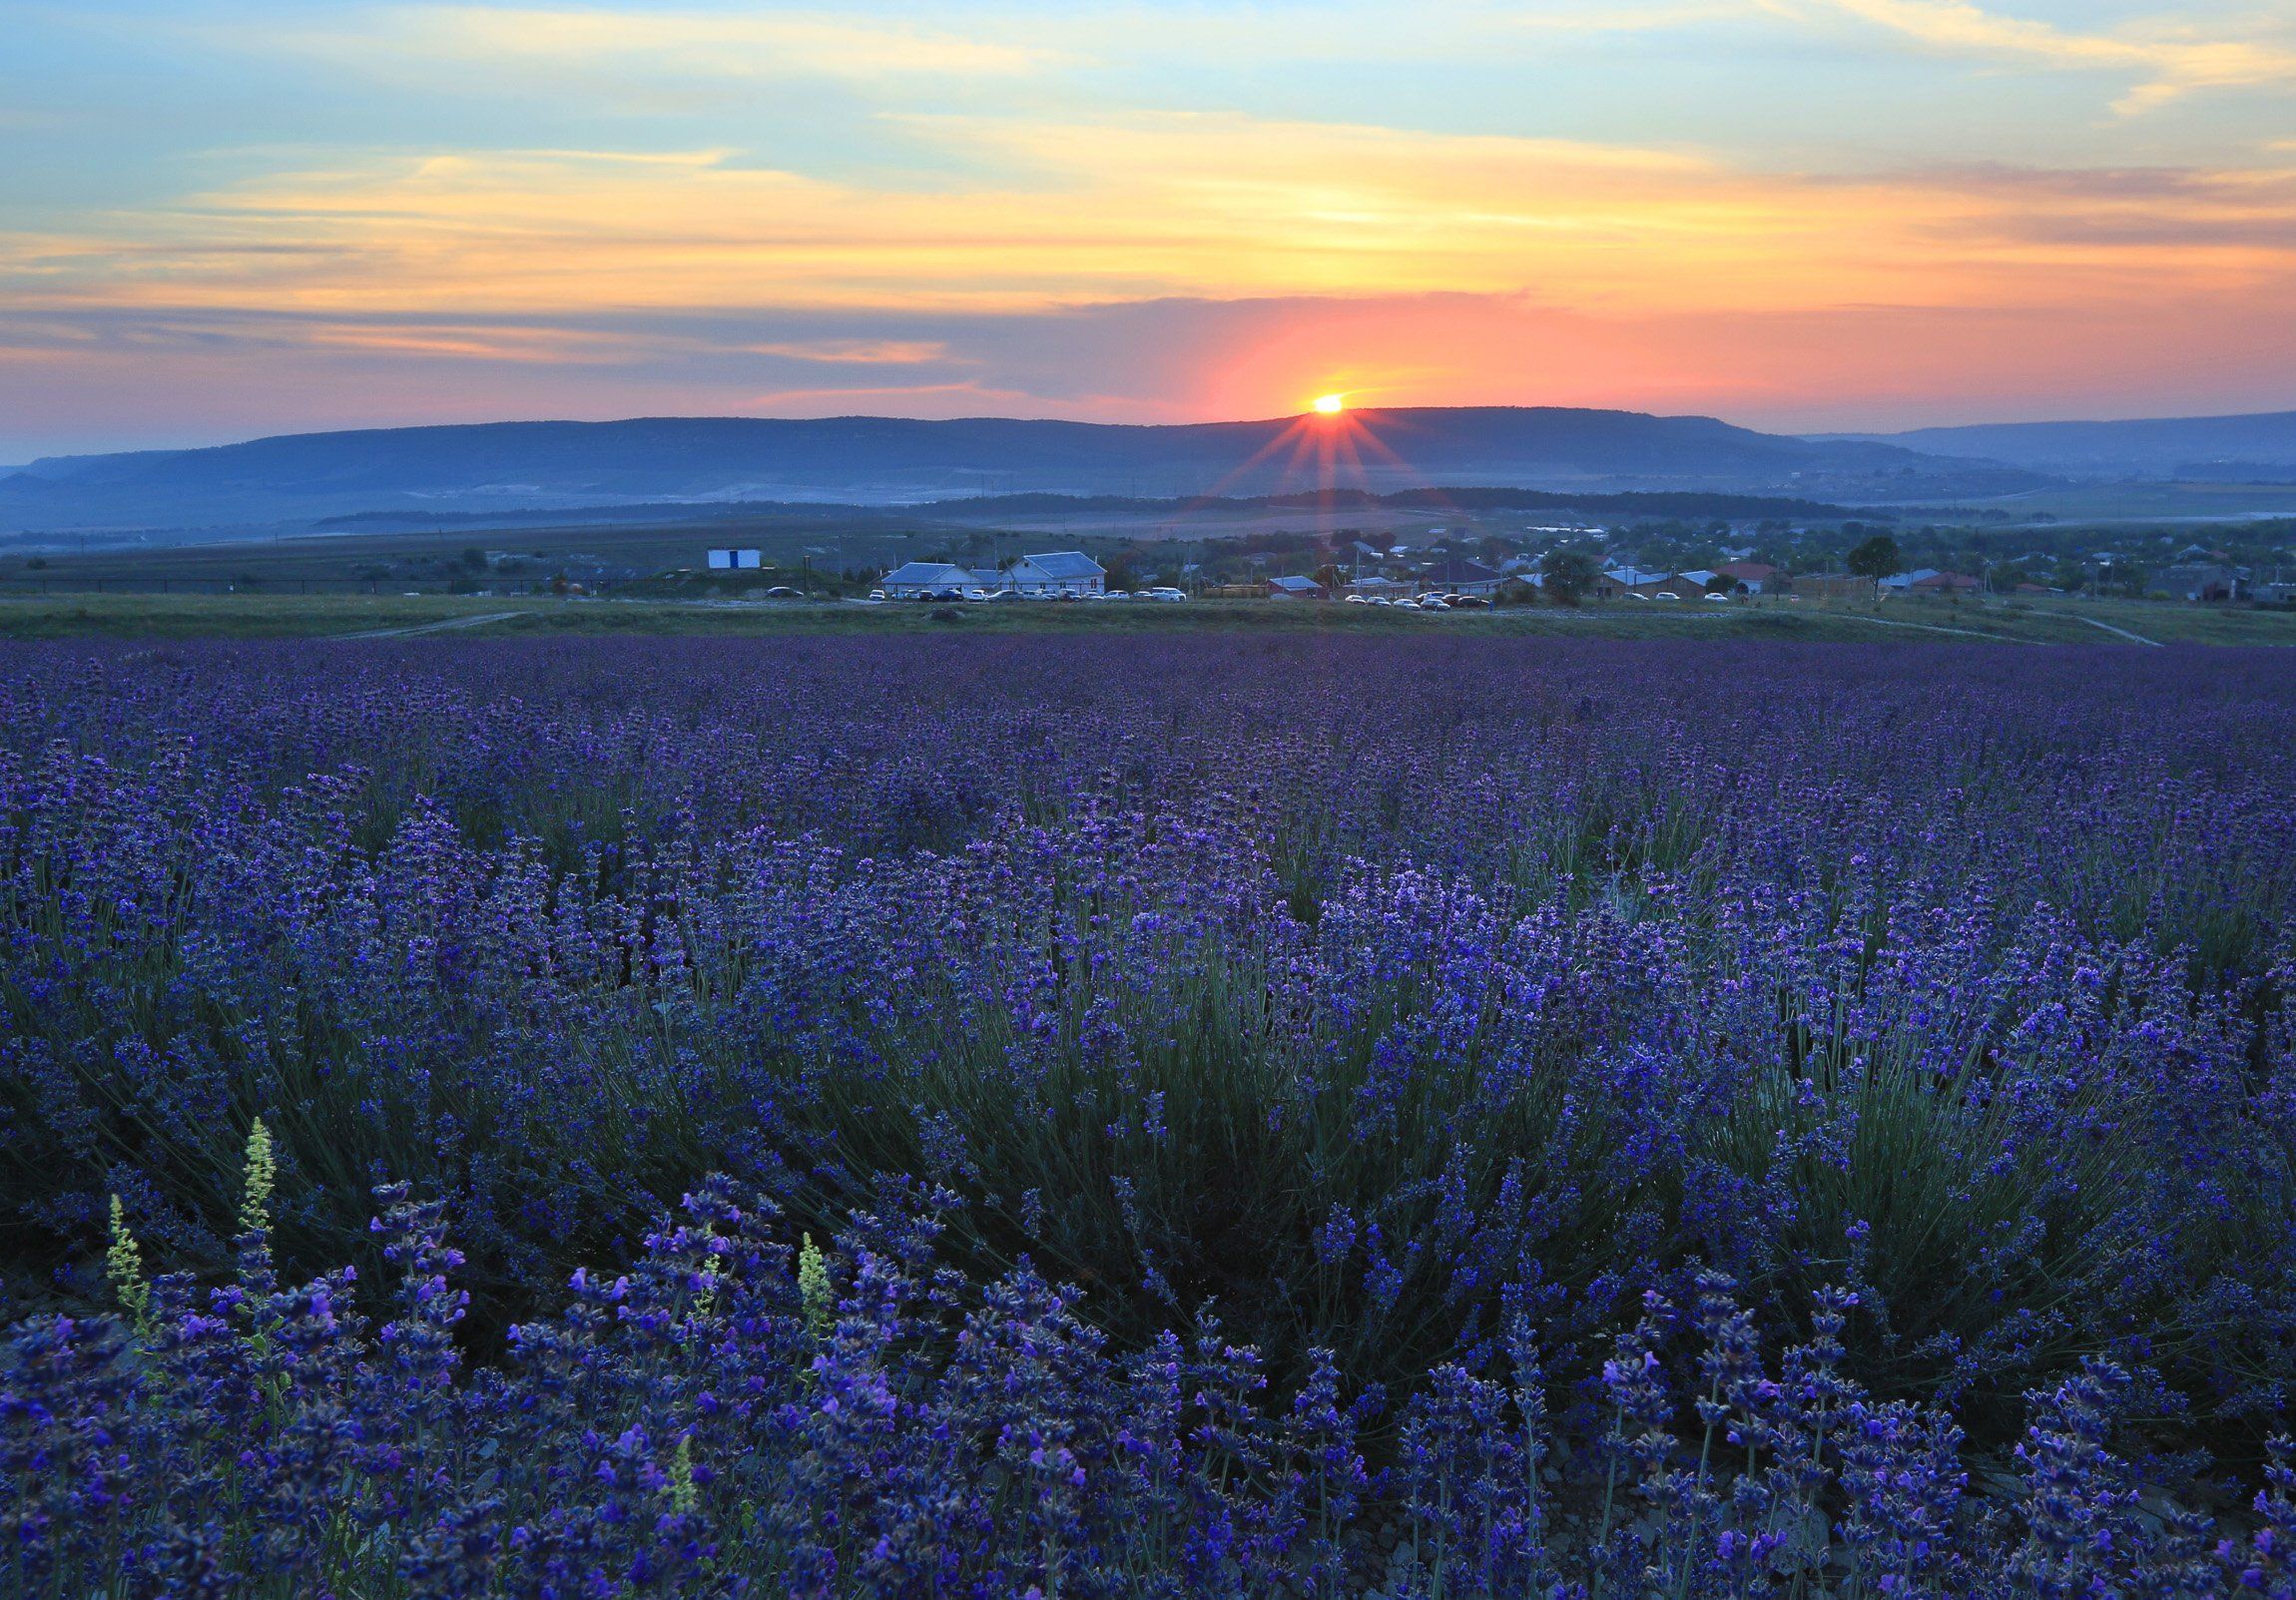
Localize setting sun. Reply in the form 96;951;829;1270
1312;393;1346;415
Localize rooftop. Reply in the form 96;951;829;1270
1016;550;1105;579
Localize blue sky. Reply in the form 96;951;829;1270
4;1;2294;455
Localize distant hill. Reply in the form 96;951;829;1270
1827;409;2296;480
305;484;1866;537
0;408;2046;534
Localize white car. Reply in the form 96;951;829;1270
1146;587;1188;602
1705;592;1731;602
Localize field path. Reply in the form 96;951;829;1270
2072;615;2162;647
338;611;522;640
1834;612;2021;642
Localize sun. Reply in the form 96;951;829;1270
1312;393;1346;415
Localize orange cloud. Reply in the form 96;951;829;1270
10;115;2291;328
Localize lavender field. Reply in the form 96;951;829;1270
5;635;2295;1598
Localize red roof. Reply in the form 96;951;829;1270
1717;562;1776;581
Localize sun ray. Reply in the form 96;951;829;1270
1333;410;1461;512
1169;412;1317;511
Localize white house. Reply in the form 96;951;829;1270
881;561;980;599
1004;551;1106;596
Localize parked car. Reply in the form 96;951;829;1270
1705;592;1731;602
1451;594;1491;609
867;589;887;602
765;585;803;599
1146;588;1188;602
1419;596;1450;611
1654;591;1681;601
1344;594;1369;605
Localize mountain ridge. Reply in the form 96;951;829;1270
1819;408;2296;479
1;406;2047;533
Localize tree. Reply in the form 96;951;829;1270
1542;549;1602;606
1846;535;1903;582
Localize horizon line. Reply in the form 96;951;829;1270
15;398;2296;464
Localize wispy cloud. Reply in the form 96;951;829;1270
259;5;1054;81
1798;0;2296;114
743;338;951;364
1503;2;1762;35
739;379;1057;411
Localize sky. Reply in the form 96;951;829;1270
3;0;2295;457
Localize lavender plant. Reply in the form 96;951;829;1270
2;635;2293;1594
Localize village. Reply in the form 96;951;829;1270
823;531;2296;611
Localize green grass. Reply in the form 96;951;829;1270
1871;593;2296;645
3;588;2293;644
0;592;543;639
